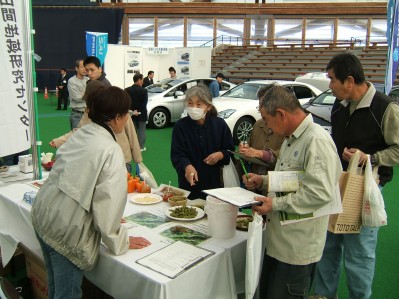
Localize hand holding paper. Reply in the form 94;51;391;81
252;196;273;214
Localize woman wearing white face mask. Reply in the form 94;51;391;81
171;84;235;199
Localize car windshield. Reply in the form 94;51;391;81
222;83;263;100
312;90;336;105
389;87;399;103
146;78;187;93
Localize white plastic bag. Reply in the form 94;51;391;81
347;150;363;175
136;162;158;189
245;213;263;299
222;158;240;187
362;156;387;227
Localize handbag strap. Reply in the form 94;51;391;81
136;163;143;180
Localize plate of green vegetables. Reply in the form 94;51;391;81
166;204;205;221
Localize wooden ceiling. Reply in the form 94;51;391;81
100;2;386;16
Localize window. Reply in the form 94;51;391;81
306;19;334;42
216;18;244;45
158;18;184;47
128;18;154;47
224;84;261;100
313;91;336;105
370;19;387;43
221;82;232;91
337;19;367;44
275;19;302;44
250;17;268;46
187;18;214;47
292;85;313;100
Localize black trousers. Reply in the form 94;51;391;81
57;95;68;109
259;254;316;299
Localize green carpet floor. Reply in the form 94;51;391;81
35;92;399;298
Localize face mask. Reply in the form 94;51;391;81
187;107;206;120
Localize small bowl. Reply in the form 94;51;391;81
168;196;187;207
42;161;55;171
162;190;174;202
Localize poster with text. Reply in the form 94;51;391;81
176;48;191;77
124;48;143;87
0;1;31;156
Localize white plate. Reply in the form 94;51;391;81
166;206;205;221
129;193;162;205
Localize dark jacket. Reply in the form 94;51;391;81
97;73;111;87
331;91;394;186
171;115;234;199
143;77;153;88
57;74;69;98
125;84;148;122
87;72;111;87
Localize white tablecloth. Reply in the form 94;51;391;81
0;165;49;187
0;183;248;299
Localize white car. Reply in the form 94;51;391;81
146;77;236;128
295;72;330;92
214;80;322;143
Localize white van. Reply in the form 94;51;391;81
295;72;330;92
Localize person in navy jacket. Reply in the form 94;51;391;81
171;84;234;199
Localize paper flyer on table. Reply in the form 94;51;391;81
203;187;261;208
136;241;215;278
124;209;211;246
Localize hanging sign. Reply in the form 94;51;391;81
0;0;30;156
86;31;108;66
147;47;169;55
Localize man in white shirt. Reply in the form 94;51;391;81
244;85;341;299
68;59;89;129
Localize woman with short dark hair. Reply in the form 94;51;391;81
32;86;150;299
171;84;234;199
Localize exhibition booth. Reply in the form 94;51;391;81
104;44;212;88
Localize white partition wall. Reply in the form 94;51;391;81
105;45;212;88
104;45;126;88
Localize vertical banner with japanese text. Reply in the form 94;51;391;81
0;0;30;156
86;31;108;66
386;0;399;94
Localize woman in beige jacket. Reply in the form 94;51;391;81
33;86;150;299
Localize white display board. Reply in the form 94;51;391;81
104;45;212;89
0;1;31;156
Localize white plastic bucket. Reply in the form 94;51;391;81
205;195;238;239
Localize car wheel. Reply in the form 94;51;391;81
233;116;255;144
149;108;170;129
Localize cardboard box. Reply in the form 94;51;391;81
0;247;26;277
23;247;48;299
20;245;111;299
328;172;364;234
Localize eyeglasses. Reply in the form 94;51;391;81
128;110;134;117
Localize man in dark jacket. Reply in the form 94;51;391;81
312;52;399;299
56;68;69;110
83;56;111;86
143;71;154;88
125;73;148;151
